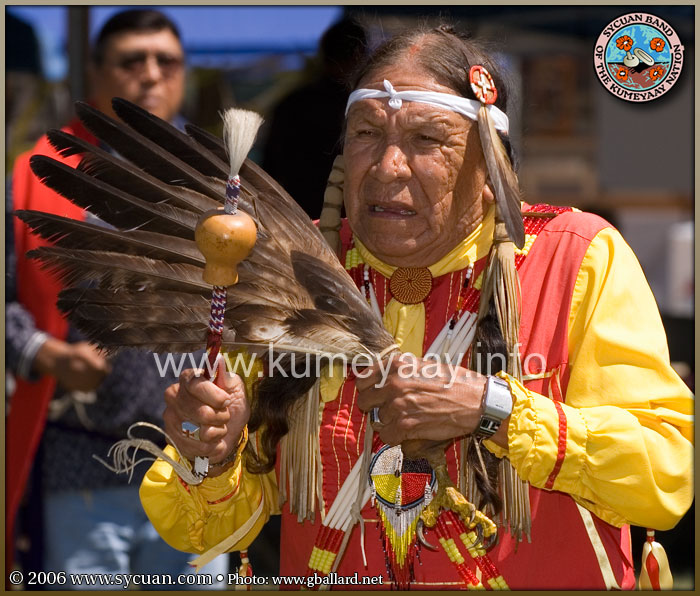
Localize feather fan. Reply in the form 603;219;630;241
22;98;393;361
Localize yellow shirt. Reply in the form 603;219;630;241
140;225;693;555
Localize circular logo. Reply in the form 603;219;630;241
594;13;684;102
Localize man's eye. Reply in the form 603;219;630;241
119;56;146;71
418;134;440;143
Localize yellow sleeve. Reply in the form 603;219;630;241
488;226;693;530
140;444;280;554
139;349;280;554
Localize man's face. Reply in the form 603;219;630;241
343;59;490;268
91;29;185;122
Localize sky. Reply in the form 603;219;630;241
7;5;344;79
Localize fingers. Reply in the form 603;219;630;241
165;375;228;427
178;369;233;410
73;341;112;374
356;356;414;411
163;367;250;462
354;359;384;392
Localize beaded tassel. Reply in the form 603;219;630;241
444;511;508;590
234;549;253;591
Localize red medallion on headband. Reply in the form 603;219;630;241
469;65;498;105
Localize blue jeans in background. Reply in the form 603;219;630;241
43;486;229;590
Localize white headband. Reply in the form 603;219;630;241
345;79;509;134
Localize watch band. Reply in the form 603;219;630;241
474;376;513;438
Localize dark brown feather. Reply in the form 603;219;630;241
185;123;228;163
29;155;198;237
74;101;224;199
28;247;209;294
57;287;211;313
15;210;204;266
71;302;212;326
290;251;394;353
47;129;222;214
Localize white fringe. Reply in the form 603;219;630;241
93;421;204;485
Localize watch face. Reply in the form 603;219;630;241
483;377;514;420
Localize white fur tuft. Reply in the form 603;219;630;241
222;108;264;177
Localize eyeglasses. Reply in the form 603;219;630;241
112;52;184;78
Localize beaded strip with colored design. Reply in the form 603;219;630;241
303;206;572;588
440;510;508;590
304;526;346;577
203;175;242;378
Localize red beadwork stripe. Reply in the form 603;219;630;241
455;562;481;586
444;510;504;582
545;400;568;490
434;515;483;588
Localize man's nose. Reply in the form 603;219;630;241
141;55;163;82
371;143;411;183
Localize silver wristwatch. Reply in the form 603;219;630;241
475;376;513;438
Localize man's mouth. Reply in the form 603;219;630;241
139;95;162;109
370;205;417;217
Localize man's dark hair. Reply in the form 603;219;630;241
92;9;181;66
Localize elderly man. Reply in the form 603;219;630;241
17;23;690;590
136;25;692;590
7;8;227;589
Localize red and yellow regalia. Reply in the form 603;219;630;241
142;203;692;590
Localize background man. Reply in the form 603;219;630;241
6;9;226;589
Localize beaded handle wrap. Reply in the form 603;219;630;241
203;176;241;380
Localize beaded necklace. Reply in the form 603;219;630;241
362;262;477;362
